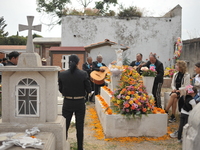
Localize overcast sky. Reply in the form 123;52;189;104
0;0;199;40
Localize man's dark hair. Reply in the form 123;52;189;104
137;53;143;57
2;58;7;61
195;62;200;68
0;59;2;62
8;51;20;60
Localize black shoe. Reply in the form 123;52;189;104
169;115;176;123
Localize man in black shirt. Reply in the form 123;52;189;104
92;55;106;95
82;57;93;102
58;54;91;150
6;51;20;66
130;53;145;74
144;53;164;108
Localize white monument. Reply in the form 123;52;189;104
182;103;200;150
0;16;69;150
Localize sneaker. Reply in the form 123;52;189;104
177;139;182;143
170;131;178;138
169;116;176;123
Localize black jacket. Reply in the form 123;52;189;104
82;62;93;77
182;95;196;112
144;59;164;83
92;61;106;71
58;68;91;97
6;61;16;66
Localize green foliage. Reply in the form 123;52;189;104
95;0;118;15
36;0;71;24
123;57;130;66
0;17;9;37
0;35;27;45
33;33;43;39
118;6;143;18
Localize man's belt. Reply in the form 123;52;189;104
64;96;85;99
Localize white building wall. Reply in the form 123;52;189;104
61;5;181;68
88;45;117;66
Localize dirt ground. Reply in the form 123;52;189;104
68;101;182;150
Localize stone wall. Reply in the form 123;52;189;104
180;38;200;76
61;5;182;68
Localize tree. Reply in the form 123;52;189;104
0;17;9;37
36;0;71;24
33;33;43;39
77;0;93;9
95;0;118;15
118;6;143;18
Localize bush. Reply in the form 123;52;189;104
118;6;142;18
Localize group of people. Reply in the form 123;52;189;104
0;51;20;82
130;53;200;142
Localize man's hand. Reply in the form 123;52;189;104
100;68;105;72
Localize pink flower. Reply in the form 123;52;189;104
150;66;156;71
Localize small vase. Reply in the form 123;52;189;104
142;76;155;95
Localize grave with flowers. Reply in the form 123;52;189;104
95;65;168;138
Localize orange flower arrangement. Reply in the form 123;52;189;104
103;86;112;95
97;95;112;115
153;107;166;114
87;106;173;142
112;66;156;117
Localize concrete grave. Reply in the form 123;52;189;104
183;103;200;150
0;16;69;150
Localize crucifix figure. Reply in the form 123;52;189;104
111;41;124;67
19;16;41;53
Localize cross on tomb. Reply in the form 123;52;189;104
19;16;41;53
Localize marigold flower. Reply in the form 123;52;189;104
126;96;130;100
124;103;130;108
129;100;133;105
142;108;147;112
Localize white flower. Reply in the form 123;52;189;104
141;67;149;71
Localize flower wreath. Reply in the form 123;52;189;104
174;37;182;60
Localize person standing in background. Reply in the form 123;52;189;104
92;55;106;95
82;57;94;102
143;53;164;108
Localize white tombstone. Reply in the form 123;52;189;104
0;16;69;150
182;103;200;150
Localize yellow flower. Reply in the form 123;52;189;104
129;100;133;105
117;100;121;104
126;96;130;100
138;102;141;105
150;100;154;104
127;91;131;95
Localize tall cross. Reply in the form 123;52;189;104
19;16;41;53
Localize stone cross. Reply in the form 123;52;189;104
19;16;41;53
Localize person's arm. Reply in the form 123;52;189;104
84;72;92;93
184;74;191;87
58;77;63;94
171;72;177;91
82;63;90;72
189;99;196;108
155;63;164;82
130;61;135;67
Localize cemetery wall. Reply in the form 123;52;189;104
61;5;182;68
180;38;200;76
